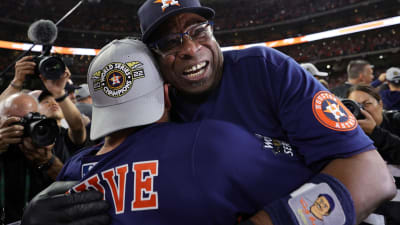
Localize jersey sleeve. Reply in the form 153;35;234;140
192;120;315;211
265;54;374;165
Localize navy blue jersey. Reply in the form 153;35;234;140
58;120;315;225
170;46;374;165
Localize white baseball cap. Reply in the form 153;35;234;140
301;63;328;77
75;83;90;101
386;67;400;84
87;38;164;140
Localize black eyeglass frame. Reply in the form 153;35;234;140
149;20;214;57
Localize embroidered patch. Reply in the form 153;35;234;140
254;134;294;157
92;61;145;98
312;91;357;131
288;183;346;225
81;162;97;178
154;0;180;12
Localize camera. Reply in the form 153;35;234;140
16;112;60;147
33;55;65;80
342;99;365;120
32;45;66;80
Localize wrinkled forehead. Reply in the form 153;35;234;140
152;13;207;38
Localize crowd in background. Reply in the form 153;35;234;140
279;27;400;63
1;26;399;90
0;0;368;33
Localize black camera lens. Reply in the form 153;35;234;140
29;118;59;147
20;112;60;147
342;99;365;120
38;56;66;80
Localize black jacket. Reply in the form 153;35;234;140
369;110;400;164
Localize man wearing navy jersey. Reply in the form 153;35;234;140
136;0;395;224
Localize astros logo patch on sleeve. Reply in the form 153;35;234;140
312;91;357;131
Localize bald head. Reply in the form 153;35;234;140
1;93;39;118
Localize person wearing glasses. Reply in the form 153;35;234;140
136;1;394;224
347;84;400;164
347;85;400;225
20;1;396;225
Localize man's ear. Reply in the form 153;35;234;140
163;83;171;112
378;99;383;108
358;73;364;81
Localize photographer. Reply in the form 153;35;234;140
0;93;68;224
347;85;400;163
0;55;87;156
347;84;400;225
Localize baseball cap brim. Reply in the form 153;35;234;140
90;85;164;140
142;7;214;43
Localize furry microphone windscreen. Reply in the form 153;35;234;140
27;19;58;45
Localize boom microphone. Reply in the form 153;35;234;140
0;0;84;78
27;19;58;45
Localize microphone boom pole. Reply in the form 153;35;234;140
0;0;85;77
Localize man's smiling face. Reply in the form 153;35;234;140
152;13;223;95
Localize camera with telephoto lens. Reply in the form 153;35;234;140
16;112;60;147
341;99;365;120
32;45;66;80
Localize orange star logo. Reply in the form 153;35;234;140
154;0;181;12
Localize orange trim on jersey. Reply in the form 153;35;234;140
102;165;128;214
87;174;105;196
132;160;158;210
73;182;88;192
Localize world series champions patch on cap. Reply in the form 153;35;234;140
92;61;144;98
312;91;357;131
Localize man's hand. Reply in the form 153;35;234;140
19;137;54;166
378;73;386;83
357;109;377;135
0;117;24;153
14;56;36;86
21;181;110;225
40;67;71;98
246;210;273;225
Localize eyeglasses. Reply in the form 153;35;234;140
149;21;214;57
